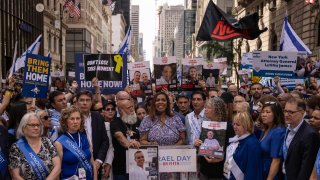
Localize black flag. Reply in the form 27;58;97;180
196;0;267;41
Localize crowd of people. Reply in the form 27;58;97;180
0;74;320;180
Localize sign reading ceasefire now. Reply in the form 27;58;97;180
22;53;51;98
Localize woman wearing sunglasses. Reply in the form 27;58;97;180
259;101;286;180
36;110;51;138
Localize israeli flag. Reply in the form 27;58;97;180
116;25;131;55
10;34;42;72
279;16;311;54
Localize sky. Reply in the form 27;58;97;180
131;0;184;62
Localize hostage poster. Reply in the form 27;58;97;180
198;121;227;158
127;146;158;180
75;53;127;94
181;58;204;90
153;56;177;91
22;53;51;98
202;61;220;89
128;61;152;97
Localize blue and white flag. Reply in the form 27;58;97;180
116;25;131;55
10;34;42;72
279;16;311;54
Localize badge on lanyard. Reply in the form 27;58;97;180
78;168;86;179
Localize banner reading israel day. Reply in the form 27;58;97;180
252;51;297;78
75;53;127;94
159;147;197;173
22;53;51;98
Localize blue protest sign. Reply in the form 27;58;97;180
22;53;51;98
75;53;127;94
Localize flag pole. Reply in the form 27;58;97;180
8;41;18;79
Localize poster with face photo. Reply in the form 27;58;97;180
202;61;220;89
238;69;252;95
153;56;177;91
181;58;203;90
128;61;152;97
213;57;230;76
127;146;158;180
198;121;227;158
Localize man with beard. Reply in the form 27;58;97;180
110;99;140;179
76;90;109;179
249;83;263;121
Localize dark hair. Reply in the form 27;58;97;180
135;102;146;112
149;92;173;120
191;91;206;101
250;82;263;90
307;95;320;110
76;90;93;100
261;101;285;128
49;91;64;106
8;102;27;129
287;97;306;111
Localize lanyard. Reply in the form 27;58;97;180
67;132;81;148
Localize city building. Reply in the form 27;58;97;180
138;33;144;61
64;0;110;72
113;0;130;33
156;4;184;57
111;13;127;53
131;5;139;61
43;0;67;72
0;0;43;81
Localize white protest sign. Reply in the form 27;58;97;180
252;51;297;78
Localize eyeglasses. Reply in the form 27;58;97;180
264;101;276;105
284;109;303;115
105;108;115;112
41;116;49;120
26;124;41;128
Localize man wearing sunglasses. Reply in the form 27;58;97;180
282;97;320;180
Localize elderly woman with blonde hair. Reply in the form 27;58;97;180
9;112;61;179
54;105;97;180
224;112;262;179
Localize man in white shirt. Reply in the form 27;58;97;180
130;151;148;180
185;91;206;145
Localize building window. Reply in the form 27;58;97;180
271;31;277;51
317;19;320;46
48;33;52;52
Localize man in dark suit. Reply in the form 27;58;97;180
282;97;320;180
76;90;109;177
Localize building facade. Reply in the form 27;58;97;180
43;0;67;72
111;14;127;53
232;0;320;59
64;0;110;72
158;4;184;57
131;5;139;61
0;0;43;80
